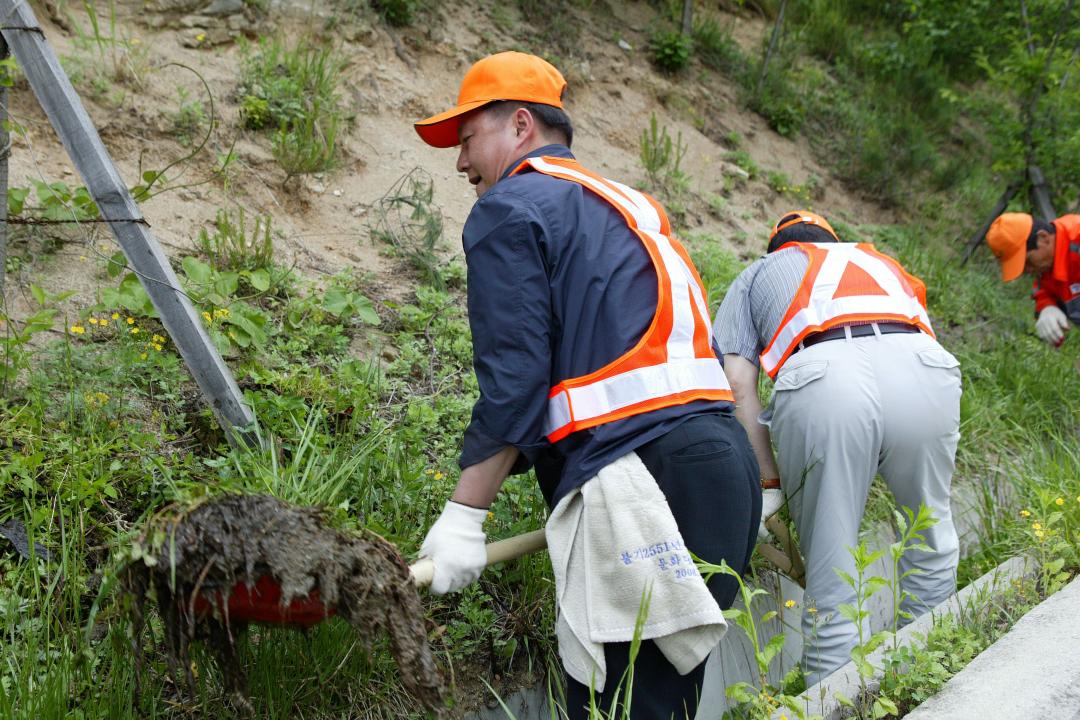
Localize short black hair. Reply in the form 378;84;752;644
767;215;840;253
486;100;574;148
1027;218;1054;251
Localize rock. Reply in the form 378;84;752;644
332;189;343;197
723;163;750;181
227;14;252;31
618;38;633;51
310;181;326;194
202;0;244;15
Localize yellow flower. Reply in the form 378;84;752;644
784;599;797;609
1020;509;1032;517
214;308;229;318
807;607;818;615
152;343;162;352
112;312;120;320
1055;497;1065;506
195;32;206;42
202;311;212;323
152;334;165;344
486;511;494;521
1076;496;1080;504
69;325;85;334
88;317;98;325
130;327;140;335
1032;522;1042;530
424;469;434;475
126;317;135;325
79;255;87;262
433;471;444;480
1035;529;1045;539
140;352;148;360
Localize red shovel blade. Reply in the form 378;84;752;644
191;574;335;628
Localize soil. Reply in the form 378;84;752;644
123;494;445;714
1;0;886;326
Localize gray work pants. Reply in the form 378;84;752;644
767;329;962;685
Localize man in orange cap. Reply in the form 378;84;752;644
985;212;1080;346
413;51;761;718
714;211;962;686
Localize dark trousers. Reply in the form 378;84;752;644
562;412;762;720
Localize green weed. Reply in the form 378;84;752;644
639;113;690;196
370;169;454;289
238;36;347;179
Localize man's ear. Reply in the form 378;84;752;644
513;107;534;138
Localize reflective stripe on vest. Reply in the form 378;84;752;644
759;242;935;379
513;156;734;443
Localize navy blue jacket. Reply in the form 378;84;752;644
459;144;734;507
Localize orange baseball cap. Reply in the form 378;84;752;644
769;210;839;242
414;51;567;149
985;212;1033;282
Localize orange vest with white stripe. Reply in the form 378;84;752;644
511;156;734;443
759;242;935;379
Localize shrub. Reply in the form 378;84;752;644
649;29;693;73
370;0;420;26
238;35;346;177
693;16;745;74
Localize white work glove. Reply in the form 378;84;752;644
1035;305;1070;346
758;488;785;542
419;500;488;595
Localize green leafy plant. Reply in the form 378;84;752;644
649;29;693;73
0;286;67;395
698;559;818;719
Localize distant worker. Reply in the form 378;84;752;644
412;51;761;718
985;212;1080;346
713;211;962;685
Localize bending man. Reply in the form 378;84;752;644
713;211;962;685
985;212;1080;346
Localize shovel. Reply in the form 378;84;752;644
757;515;807;588
191;529;549;627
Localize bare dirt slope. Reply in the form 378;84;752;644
2;0;885;326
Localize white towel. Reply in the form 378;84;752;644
546;452;727;692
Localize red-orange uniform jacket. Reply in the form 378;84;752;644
1033;214;1080;326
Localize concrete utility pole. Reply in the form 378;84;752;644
0;0;256;444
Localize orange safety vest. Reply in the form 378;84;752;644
759;242;935;379
511;156;734;443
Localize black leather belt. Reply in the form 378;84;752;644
799;322;921;351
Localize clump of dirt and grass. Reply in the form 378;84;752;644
122;494;445;714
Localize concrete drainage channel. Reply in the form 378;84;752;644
464;481;1036;719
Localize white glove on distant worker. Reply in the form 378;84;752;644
758;488;785;542
419;501;488;595
1035;306;1070;346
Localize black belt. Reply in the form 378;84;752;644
799;322;921;351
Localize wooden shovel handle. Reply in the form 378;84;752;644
409;529;548;588
762;514;806;588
